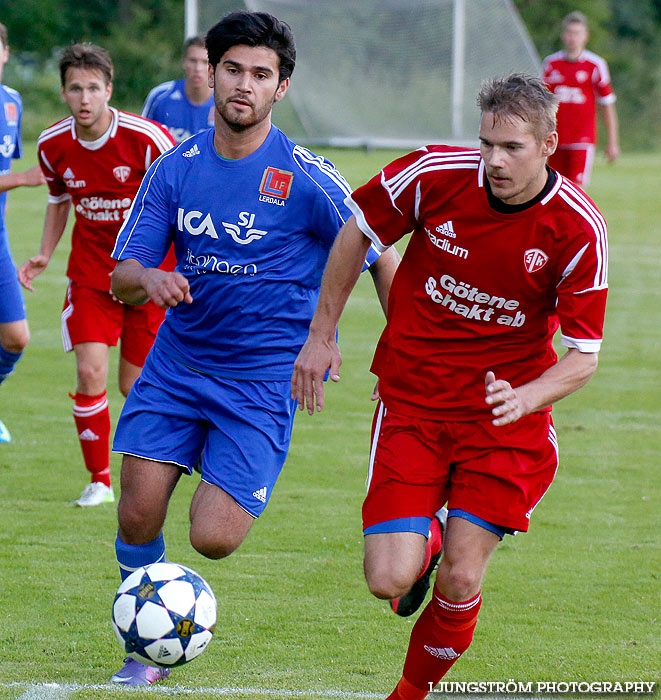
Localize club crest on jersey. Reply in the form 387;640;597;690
259;166;293;206
4;102;18;126
113;166;131;183
524;248;549;273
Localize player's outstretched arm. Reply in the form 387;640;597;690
484;348;599;426
0;165;46;194
18;200;71;291
111;258;193;309
292;216;372;415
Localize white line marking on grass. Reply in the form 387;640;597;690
2;682;386;698
3;683;557;700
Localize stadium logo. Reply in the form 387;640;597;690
4;102;18;126
221;211;267;245
63;166;86;188
524;248;549;273
113;166;131;183
259;166;293;204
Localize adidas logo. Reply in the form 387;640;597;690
156;644;172;659
182;143;201;158
252;487;267;503
63;167;75;179
424;645;460;660
79;429;99;441
435;220;456;238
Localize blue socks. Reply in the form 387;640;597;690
115;532;166;581
0;345;22;385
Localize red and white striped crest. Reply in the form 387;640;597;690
524;248;549;273
113;166;131;183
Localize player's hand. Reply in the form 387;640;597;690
142;269;193;309
19;166;47;187
605;144;619;163
371;379;380;402
291;333;341;415
484;370;529;426
18;255;49;291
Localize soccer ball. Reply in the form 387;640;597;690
112;562;217;667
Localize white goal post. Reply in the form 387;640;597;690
185;0;541;148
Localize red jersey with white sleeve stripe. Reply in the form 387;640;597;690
346;145;608;421
542;50;616;145
38;107;175;292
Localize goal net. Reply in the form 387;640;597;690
192;0;541;148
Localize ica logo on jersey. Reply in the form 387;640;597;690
178;209;268;245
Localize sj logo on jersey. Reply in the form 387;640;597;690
259;167;293;206
524;248;549;273
4;102;18;126
113;166;131;183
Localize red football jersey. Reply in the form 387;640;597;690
38;107;175;292
347;146;608;421
542;50;616;145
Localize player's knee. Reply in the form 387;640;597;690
189;529;242;560
117;496;163;544
439;563;481;601
365;564;416;600
76;361;106;389
0;326;29;353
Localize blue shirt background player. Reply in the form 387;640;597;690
0;22;46;442
107;12;399;686
141;36;214;143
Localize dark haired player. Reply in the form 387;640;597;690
109;11;398;685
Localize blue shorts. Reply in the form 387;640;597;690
113;344;297;517
0;247;26;323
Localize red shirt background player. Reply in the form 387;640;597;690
292;75;607;700
542;10;619;186
18;44;175;507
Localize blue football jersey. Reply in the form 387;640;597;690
0;84;23;245
114;126;378;380
142;79;214;143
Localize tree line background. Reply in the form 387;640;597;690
1;0;659;149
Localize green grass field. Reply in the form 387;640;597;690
0;146;658;700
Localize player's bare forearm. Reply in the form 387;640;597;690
369;244;400;316
0;166;46;194
18;200;71;290
112;258;193;309
485;348;599;426
292;216;372;414
601;103;620;161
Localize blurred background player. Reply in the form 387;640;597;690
0;21;46;442
292;74;608;700
542;10;619;187
18;43;175;506
108;11;398;685
141;35;213;142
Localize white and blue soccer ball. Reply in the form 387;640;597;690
112;562;217;667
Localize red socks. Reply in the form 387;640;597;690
71;391;111;486
390;590;482;700
419;516;443;577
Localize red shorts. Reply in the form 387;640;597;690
363;403;559;535
61;282;165;367
548;145;595;187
